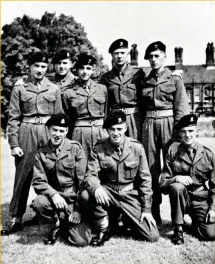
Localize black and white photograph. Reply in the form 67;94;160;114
1;1;215;263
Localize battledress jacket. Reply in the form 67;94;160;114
32;138;87;212
84;136;153;213
159;142;215;211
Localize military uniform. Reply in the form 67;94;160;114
31;137;90;245
83;136;159;243
62;78;108;159
101;63;145;140
52;71;76;92
159;141;215;240
7;76;63;218
140;66;189;219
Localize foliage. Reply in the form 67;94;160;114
1;12;109;131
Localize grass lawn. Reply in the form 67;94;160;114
1;137;215;264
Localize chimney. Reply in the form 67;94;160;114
174;47;183;72
206;42;214;68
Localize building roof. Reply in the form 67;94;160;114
141;65;215;85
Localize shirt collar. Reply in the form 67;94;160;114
55;71;71;83
49;139;65;154
113;62;128;76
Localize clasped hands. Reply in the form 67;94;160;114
175;175;215;224
51;193;81;224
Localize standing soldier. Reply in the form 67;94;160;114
62;53;108;160
51;48;76;92
140;41;189;225
100;39;145;141
1;51;63;235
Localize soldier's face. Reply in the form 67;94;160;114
77;65;94;81
30;62;48;81
148;50;166;70
112;48;129;67
54;59;72;76
107;123;127;146
179;126;198;146
48;126;68;147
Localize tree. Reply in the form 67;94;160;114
1;12;109;131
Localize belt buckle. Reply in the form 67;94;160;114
121;108;126;114
90;119;96;126
35;116;42;124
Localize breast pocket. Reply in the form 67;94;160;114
122;84;136;102
141;87;153;101
100;160;116;180
93;96;106;115
63;159;76;176
20;94;34;113
160;84;176;102
124;159;139;179
196;165;212;181
43;95;57;112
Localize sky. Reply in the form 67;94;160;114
1;1;215;68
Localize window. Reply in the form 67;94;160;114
194;86;200;103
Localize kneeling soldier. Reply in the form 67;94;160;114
82;110;159;246
31;114;89;245
160;114;215;244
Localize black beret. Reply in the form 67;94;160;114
27;51;48;65
108;39;128;54
103;110;126;129
175;114;198;131
45;114;70;128
144;41;166;60
52;49;71;64
74;53;96;69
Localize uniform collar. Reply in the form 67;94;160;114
113;63;128;76
54;71;75;84
103;136;131;161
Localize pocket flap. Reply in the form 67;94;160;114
100;161;113;169
127;84;136;90
160;85;176;93
196;165;212;172
44;95;56;102
63;160;75;169
142;87;153;95
94;96;106;104
124;159;139;168
21;94;33;102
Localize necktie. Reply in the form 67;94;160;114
84;85;90;94
55;148;60;156
119;72;124;82
188;148;195;161
116;147;122;157
36;82;41;91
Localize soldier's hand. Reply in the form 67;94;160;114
11;147;24;157
52;193;67;210
205;210;215;224
94;187;110;206
176;175;193;186
15;78;25;86
68;211;81;224
140;212;157;230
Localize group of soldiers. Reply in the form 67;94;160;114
1;38;215;247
